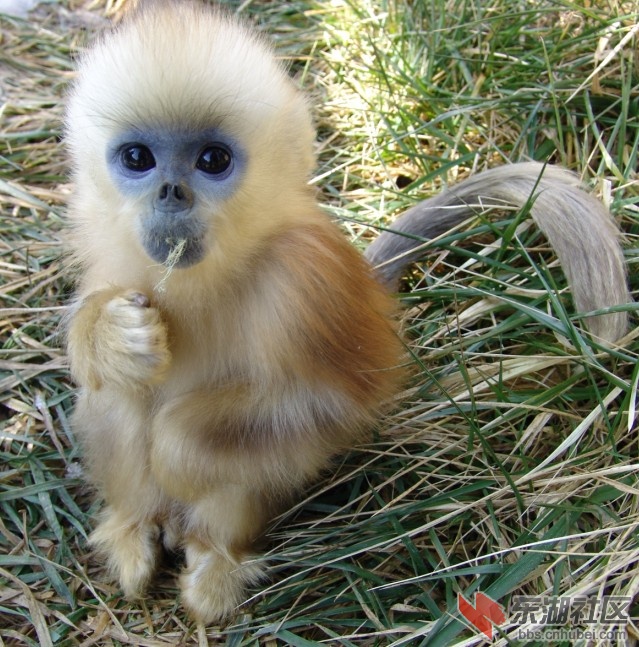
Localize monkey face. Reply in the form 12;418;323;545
106;127;247;267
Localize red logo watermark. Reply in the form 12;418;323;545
458;591;506;639
456;592;631;642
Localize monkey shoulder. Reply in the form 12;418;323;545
258;222;390;301
249;223;406;403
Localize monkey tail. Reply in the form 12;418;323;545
364;161;631;342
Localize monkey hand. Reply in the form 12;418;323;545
102;290;171;384
68;289;171;389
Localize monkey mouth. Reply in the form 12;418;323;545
143;233;207;268
141;214;209;268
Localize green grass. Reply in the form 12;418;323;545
1;0;638;644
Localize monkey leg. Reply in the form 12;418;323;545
73;387;169;599
67;287;171;389
179;487;269;623
149;390;295;622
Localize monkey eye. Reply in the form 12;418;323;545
121;144;156;172
196;145;232;176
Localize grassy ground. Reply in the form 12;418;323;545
1;0;638;644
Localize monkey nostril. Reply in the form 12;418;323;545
156;182;194;212
159;183;184;201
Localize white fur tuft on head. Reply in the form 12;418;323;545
65;0;316;186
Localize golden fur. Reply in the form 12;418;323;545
65;2;404;622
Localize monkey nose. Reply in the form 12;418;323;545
155;182;194;213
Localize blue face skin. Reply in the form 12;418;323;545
106;126;247;267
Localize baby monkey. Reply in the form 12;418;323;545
64;0;629;623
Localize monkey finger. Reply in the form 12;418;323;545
106;295;162;329
124;291;151;308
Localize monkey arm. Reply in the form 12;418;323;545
149;382;357;501
67;287;171;390
365;161;630;342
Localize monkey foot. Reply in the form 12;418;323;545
180;543;265;624
90;508;161;598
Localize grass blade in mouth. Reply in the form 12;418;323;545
154;237;188;293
